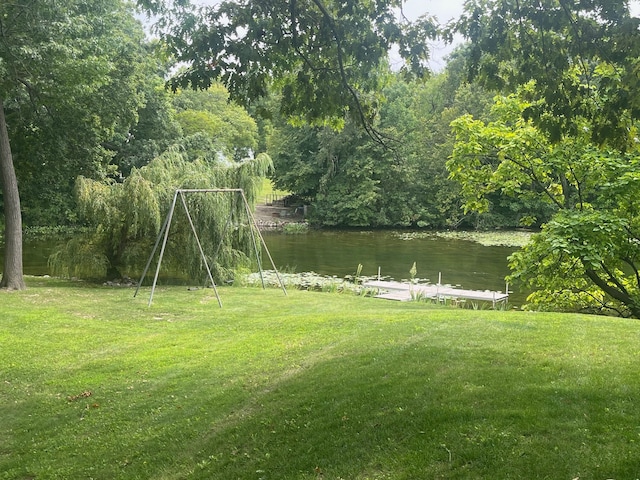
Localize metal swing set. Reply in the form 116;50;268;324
134;188;287;307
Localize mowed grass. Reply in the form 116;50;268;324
1;278;640;479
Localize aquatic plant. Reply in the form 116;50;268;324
282;222;309;234
392;230;532;247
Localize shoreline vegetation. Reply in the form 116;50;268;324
2;276;640;479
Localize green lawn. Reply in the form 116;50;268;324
2;277;640;479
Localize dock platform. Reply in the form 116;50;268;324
362;280;509;307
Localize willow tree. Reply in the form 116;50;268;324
50;145;272;282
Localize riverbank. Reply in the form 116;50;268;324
253;202;305;230
2;277;639;479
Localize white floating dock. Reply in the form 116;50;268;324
362;280;509;307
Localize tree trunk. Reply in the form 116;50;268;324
0;99;26;290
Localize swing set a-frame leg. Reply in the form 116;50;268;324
240;190;287;296
135;188;286;307
134;190;177;303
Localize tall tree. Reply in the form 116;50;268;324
449;90;640;318
0;0;148;288
0;100;22;289
446;0;640;317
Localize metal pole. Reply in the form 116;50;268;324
179;192;222;308
134;208;172;298
241;191;267;289
240;190;287;295
148;190;178;306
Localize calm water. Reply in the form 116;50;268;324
261;231;517;294
17;239;64;275
3;231;523;302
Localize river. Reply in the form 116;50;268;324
3;230;524;303
261;230;519;298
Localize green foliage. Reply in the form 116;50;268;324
50;147;273;281
449;93;558;225
48;237;111;280
453;0;640;148
409;261;417;280
270;119;386;227
171;85;259;161
268;58;498;228
282;222;309;235
377;63;496;228
432;230;532;247
450;92;640;317
1;0;155;226
112;78;183;177
447;1;640;316
141;0;436;133
509;209;640;317
175;110;223;138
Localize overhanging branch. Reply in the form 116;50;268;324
584;268;640;318
309;0;394;148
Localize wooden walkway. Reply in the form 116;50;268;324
362;280;509;307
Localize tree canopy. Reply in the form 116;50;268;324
266;52;507;230
139;0;437;141
452;0;640;147
172;85;259;161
